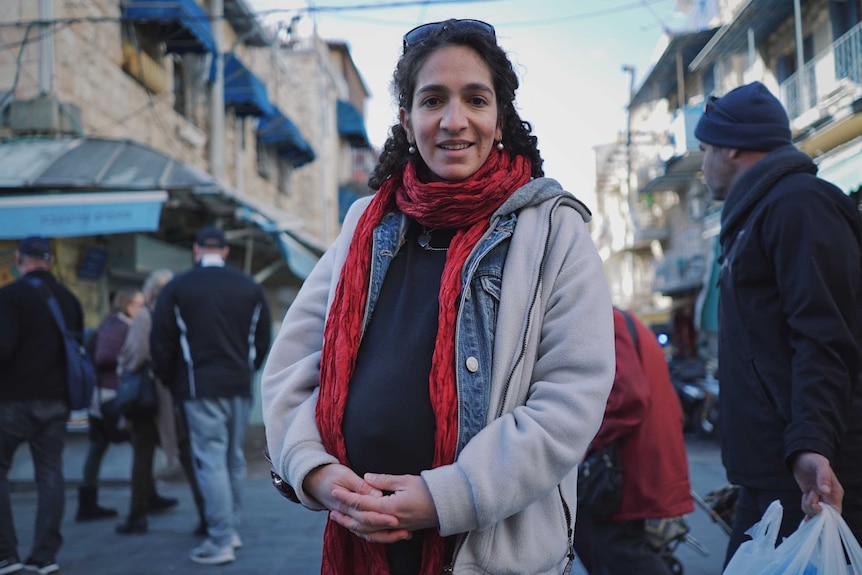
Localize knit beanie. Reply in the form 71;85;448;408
694;82;792;151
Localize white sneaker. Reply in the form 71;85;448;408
22;559;59;575
189;540;235;565
231;533;243;549
0;557;23;575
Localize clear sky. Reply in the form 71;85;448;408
247;0;694;205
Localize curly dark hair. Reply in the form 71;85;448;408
368;21;544;190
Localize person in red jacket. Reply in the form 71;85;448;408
575;308;694;574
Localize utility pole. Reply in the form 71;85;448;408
38;0;54;95
793;0;807;111
621;65;636;208
210;0;225;181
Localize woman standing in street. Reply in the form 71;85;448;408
114;269;178;534
261;19;615;574
76;287;143;522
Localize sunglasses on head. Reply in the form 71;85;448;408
402;19;496;50
705;95;740;122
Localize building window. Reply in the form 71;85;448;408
257;140;273;180
172;53;208;128
121;23;168;94
277;159;293;195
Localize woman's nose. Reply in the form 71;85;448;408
440;102;468;132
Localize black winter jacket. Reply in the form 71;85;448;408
150;262;272;400
0;270;85;403
718;145;862;490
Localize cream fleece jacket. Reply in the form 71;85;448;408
261;178;614;574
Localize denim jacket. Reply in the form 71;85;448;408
365;210;515;455
261;177;615;574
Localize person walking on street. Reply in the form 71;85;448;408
75;287;144;523
151;227;272;566
575;308;693;575
114;269;182;536
695;81;862;566
260;19;614;575
0;237;84;575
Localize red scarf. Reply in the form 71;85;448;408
316;149;532;575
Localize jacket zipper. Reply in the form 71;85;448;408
495;198;559;419
559;485;575;574
445;221;505;573
447;200;566;572
443;533;467;574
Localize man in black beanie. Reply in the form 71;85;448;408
695;81;862;566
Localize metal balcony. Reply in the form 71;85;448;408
779;20;862;127
653;253;707;295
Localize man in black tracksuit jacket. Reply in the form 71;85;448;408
696;82;862;566
150;226;271;565
0;237;85;573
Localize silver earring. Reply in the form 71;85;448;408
408;144;417;154
496;140;504;150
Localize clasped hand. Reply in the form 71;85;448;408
304;463;439;544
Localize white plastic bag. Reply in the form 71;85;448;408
722;499;784;575
724;500;862;575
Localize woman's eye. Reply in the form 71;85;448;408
469;97;488;107
422;97;442;107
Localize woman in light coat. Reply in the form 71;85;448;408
262;19;615;575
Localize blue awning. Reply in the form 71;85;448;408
0;191;168;239
257;109;315;168
232;197;321;279
275;232;320;280
217;53;273;118
336;100;370;148
124;0;217;55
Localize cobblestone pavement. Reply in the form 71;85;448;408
8;429;729;574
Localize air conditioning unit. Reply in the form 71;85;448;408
9;96;82;136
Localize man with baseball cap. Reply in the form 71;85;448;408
695;82;862;565
0;236;85;574
150;226;271;566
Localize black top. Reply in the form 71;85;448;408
0;270;84;402
150;263;272;400
717;145;862;489
343;219;454;575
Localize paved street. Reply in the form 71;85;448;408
8;428;730;575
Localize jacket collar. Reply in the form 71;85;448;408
720;144;815;246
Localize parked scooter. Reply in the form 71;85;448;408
667;356;720;438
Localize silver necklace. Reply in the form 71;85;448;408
417;226;449;251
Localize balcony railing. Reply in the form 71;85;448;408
653;253;706;294
632;208;670;246
652;228;708;294
779;20;862;123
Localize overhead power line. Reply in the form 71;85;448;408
0;0;669;30
0;0;497;29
